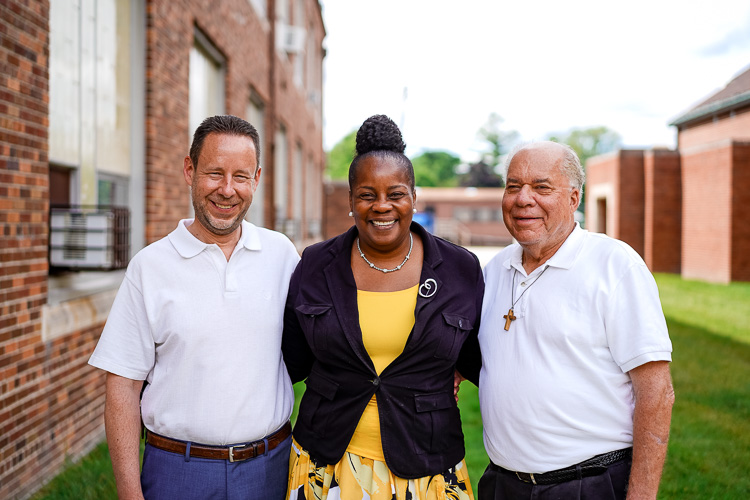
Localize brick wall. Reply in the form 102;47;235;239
731;143;750;281
0;1;325;497
145;0;325;244
644;150;681;273
678;105;750;150
617;150;645;258
585;153;619;236
323;181;352;240
681;142;734;283
0;2;107;499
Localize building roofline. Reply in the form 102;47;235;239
670;90;750;127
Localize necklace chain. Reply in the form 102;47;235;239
510;265;550;309
357;233;413;273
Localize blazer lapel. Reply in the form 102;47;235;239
404;223;443;353
324;227;377;373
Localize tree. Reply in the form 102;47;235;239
411;150;461;187
547;126;622;214
547;126;622;166
462;113;520;187
458;160;503;188
325;130;356;180
479;113;520;168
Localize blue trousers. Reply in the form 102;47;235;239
477;457;632;500
141;434;292;500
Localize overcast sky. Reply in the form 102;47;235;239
319;0;750;162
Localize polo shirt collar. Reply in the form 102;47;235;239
505;222;585;273
169;219;262;258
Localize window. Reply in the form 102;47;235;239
246;93;266;227
305;154;321;239
274;125;289;232
49;0;132;204
45;0;145;340
292;143;312;237
247;0;267;20
292;0;305;88
189;29;226;138
98;174;130;206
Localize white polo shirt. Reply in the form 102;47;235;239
89;219;300;445
478;224;672;473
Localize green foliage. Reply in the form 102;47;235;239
458;160;504;188
547;126;621;213
325;130;357;180
411;150;460;187
547;126;622;166
477;112;520;169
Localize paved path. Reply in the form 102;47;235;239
464;246;505;268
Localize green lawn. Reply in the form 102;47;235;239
32;273;750;499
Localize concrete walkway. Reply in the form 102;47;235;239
464;246;506;268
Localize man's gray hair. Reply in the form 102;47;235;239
504;141;585;193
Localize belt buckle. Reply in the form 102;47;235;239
228;442;259;462
516;471;537;485
228;444;246;463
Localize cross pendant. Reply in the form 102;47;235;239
503;308;516;331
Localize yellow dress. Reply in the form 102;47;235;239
287;285;474;500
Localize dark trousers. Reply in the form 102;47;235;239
477;457;632;500
141;434;292;500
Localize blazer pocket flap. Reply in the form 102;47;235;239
296;304;332;317
304;374;339;401
442;312;472;330
414;392;454;413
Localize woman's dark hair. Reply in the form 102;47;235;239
189;115;261;172
349;115;415;190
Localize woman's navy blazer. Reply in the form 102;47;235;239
282;222;484;479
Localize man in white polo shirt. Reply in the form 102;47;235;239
477;141;674;500
89;115;299;499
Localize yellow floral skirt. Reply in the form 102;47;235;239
286;439;474;500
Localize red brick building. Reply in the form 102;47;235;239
0;1;325;498
585;64;750;283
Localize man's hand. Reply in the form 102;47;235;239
453;370;466;403
105;373;146;500
627;361;675;500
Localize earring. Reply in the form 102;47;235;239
413;208;417;214
348;211;353;217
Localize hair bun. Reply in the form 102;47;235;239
355;115;406;156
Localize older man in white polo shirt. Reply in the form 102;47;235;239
477;141;674;500
89;115;299;499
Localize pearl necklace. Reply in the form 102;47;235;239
356;233;413;273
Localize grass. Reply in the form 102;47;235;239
30;441;118;499
32;274;750;499
654;273;750;345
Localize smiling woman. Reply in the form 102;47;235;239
282;115;485;500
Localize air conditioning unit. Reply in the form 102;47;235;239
49;206;130;270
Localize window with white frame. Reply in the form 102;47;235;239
305;154;321;239
274;125;289;232
189;30;226;139
49;0;132;205
292;143;304;239
292;0;305;88
247;0;267;20
246;93;266;227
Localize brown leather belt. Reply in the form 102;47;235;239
146;422;291;462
